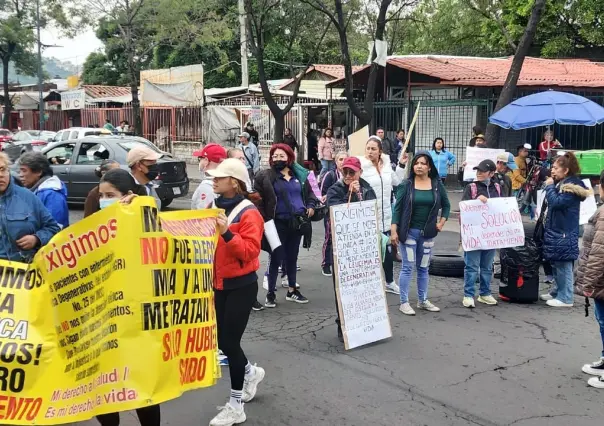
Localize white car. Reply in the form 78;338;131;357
49;127;110;148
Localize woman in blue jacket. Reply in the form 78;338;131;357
540;152;590;308
429;137;456;183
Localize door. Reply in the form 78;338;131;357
44;142;77;197
68;141;112;201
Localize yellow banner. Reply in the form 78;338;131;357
0;197;220;424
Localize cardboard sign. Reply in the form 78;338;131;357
330;200;392;350
347;125;369;156
535;179;597;225
61;89;86;110
460;197;525;251
463;147;504;181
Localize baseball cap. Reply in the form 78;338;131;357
193;143;227;163
496;152;517;170
206;158;249;183
473;159;496;172
238;131;250;139
342;157;361;172
127;145;161;167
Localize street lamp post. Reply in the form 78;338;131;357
36;0;44;130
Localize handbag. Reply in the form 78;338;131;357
311;204;327;222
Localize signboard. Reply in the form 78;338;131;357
463;147;504;181
347;125;369;156
459;197;525;251
61;89;86;110
535;179;598;225
330;200;392;350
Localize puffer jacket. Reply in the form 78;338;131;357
575;206;604;301
357;153;405;232
33;175;69;229
543;176;590;261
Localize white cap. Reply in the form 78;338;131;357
206;158;250;184
127;145;161;166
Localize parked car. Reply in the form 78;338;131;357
0;129;13;149
49;127;109;148
4;130;57;161
36;136;188;209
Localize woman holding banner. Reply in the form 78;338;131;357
206;158;266;426
391;152;451;315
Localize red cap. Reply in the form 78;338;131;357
342;157;361;172
193;143;227;163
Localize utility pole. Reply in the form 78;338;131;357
239;0;248;88
36;0;44;130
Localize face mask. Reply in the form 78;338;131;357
145;164;159;181
272;161;287;171
100;198;118;209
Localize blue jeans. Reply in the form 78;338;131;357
594;299;604;358
464;249;496;297
548;261;575;304
398;229;434;304
319;160;335;180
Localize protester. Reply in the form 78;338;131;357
18;151;69;229
254;143;317;307
389;129;406;169
495;152;516;197
103;118;115;132
318;128;335;179
95;169;159;426
469;126;483;146
326;156;376;341
237;132;260;184
377;128;394;158
358;136;405;295
540;152;589;308
391;152;450;315
320;151;348;276
575;170;604;388
127;145;162;206
512;144;529;194
539;130;562;161
116;120;130;133
245;122;259;147
85;160;120;217
206;158;265;426
461;159;501;308
191;143;227;209
429;137;456;183
474;134;487;148
283;128;299;152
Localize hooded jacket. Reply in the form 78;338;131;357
33;175;69;229
326;178;376;206
543;176;590;261
575;206;604;301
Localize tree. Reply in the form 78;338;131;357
82;52;122;86
484;0;547;147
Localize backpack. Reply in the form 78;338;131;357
470;182;501;199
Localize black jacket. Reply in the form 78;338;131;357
246;128;260;146
283;134;298;152
461;179;502;201
326;178;376;207
494;172;512;197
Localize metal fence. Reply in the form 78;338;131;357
81;108;134;129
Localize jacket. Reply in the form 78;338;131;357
543;177;590;261
494;171;513;197
253;162;318;221
33;175;69;229
511;156;527;190
246;128;260;147
326;178;376;207
283;135;298;152
575;206;604;301
318;137;335;161
214;197;264;291
84;186;100;218
237;142;260;174
357;153;405;232
461;179;501;201
0;179;60;262
321;169;341;196
429;150;456;178
393;177;450;241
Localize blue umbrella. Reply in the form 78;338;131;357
489;91;604;130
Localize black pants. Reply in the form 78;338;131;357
268;219;302;292
215;281;257;390
383;232;394;283
96;405;160;426
332;272;340;327
543;260;553;276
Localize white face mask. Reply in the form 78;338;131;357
100;198;118;209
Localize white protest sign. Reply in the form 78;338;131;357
459;197;525;251
463;147;504;181
331;200;392;350
61;89;86;110
535;179;597;225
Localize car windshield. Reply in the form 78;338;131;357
25;130;40;136
118;141;162;154
40;131;56;138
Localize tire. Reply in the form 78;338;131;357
160;198;173;210
523;222;536;239
429;253;465;277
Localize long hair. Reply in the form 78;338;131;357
432;137;446;152
409;151;439;180
321;128;333;138
101;169;147;196
269;143;295;167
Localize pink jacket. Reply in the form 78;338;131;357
318;137;334;161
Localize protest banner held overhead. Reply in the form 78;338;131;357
460;197;525;251
0;197;220;425
463;147;504;181
331;200;392;350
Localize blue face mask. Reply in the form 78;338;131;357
100;198;118;209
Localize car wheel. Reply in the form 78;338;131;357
161;198;173;210
429;253;465;277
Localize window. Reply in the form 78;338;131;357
61;131;70;141
70;131;79;139
46;143;75;165
118;141;161;153
75;143;109;165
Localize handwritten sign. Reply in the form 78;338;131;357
460;197;525;251
463;147;504;181
307;171;322;199
330;200;392;350
535;179;597;225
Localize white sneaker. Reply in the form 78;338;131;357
399;302;416;315
463;297;475;308
546;299;573;307
281;277;300;289
477;295;498;305
539;293;554;301
588;375;604;389
242;364;265;402
385;282;400;295
582;358;604;376
417;300;440;312
262;275;269;291
209;403;246;426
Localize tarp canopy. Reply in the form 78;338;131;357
141;80;200;106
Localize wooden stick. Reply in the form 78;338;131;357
400;101;421;178
346;188;353;208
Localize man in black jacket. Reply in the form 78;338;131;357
326;157;377;342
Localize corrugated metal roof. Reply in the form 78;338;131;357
83;85;131;99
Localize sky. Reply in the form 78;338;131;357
40;27;103;67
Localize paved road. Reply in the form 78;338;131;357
68;190;602;426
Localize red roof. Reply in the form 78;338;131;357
279;64;365;89
327;56;604;88
83;85;131;99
